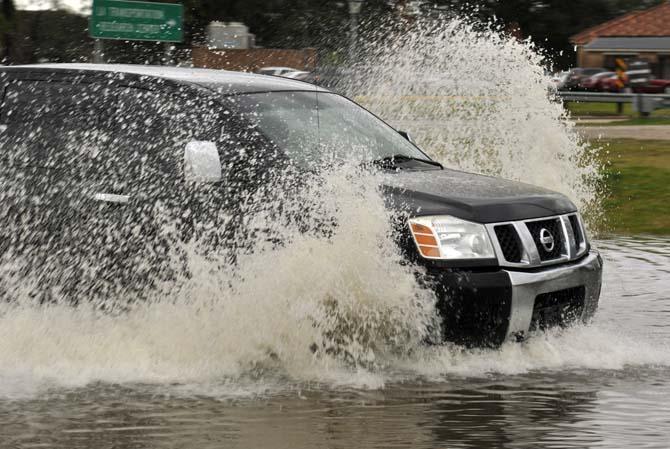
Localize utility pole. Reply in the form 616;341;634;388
163;42;174;66
93;39;104;63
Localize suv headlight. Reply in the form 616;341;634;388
408;215;495;260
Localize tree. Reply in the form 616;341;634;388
1;0;16;62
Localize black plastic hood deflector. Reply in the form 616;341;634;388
381;168;577;223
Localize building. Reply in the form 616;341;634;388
206;22;255;50
191;21;316;73
570;1;670;78
192;47;317;73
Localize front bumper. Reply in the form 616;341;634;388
505;250;602;339
427;251;603;347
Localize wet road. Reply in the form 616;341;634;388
1;236;669;449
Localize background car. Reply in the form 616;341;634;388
599;74;622;92
578;71;615;91
563;67;607;90
635;78;670;94
280;70;312;80
600;74;670;93
550;70;569;90
256;66;299;76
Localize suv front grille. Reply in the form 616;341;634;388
494;224;523;263
486;213;587;269
525;218;564;261
569;214;583;247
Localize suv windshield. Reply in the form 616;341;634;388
231;91;430;167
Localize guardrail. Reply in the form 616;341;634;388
558;91;670;117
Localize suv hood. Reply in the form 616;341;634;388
381;168;576;223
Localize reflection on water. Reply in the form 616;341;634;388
598;236;670;342
0;236;669;449
1;372;669;448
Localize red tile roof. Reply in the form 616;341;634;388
571;2;670;45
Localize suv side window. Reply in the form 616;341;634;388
0;80;117;241
0;80;115;171
93;87;178;197
0;80;283;195
108;87;281;191
102;87;247;200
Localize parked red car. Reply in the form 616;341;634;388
601;75;670;94
600;75;623;92
635;79;670;94
578;71;615;91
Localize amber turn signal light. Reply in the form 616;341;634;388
409;222;440;258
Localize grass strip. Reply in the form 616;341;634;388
596;139;670;235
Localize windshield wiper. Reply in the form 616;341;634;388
371;154;443;169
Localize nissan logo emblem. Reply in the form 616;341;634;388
539;228;555;252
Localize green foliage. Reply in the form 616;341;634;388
9;10;89;63
1;0;16;22
1;0;16;60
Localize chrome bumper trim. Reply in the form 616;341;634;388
504;251;603;339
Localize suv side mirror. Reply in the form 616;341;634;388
398;130;414;143
184;140;222;183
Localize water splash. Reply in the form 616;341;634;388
405;324;670;379
0;14;652;399
0;166;439;394
341;16;605;228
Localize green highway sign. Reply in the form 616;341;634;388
90;0;183;43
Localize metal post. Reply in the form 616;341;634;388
348;1;363;62
349;12;358;60
163;42;174;66
93;39;104;63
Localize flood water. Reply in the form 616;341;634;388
0;236;668;449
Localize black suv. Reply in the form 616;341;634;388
0;64;602;346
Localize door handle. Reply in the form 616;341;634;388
93;193;130;204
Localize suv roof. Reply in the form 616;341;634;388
0;63;327;95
